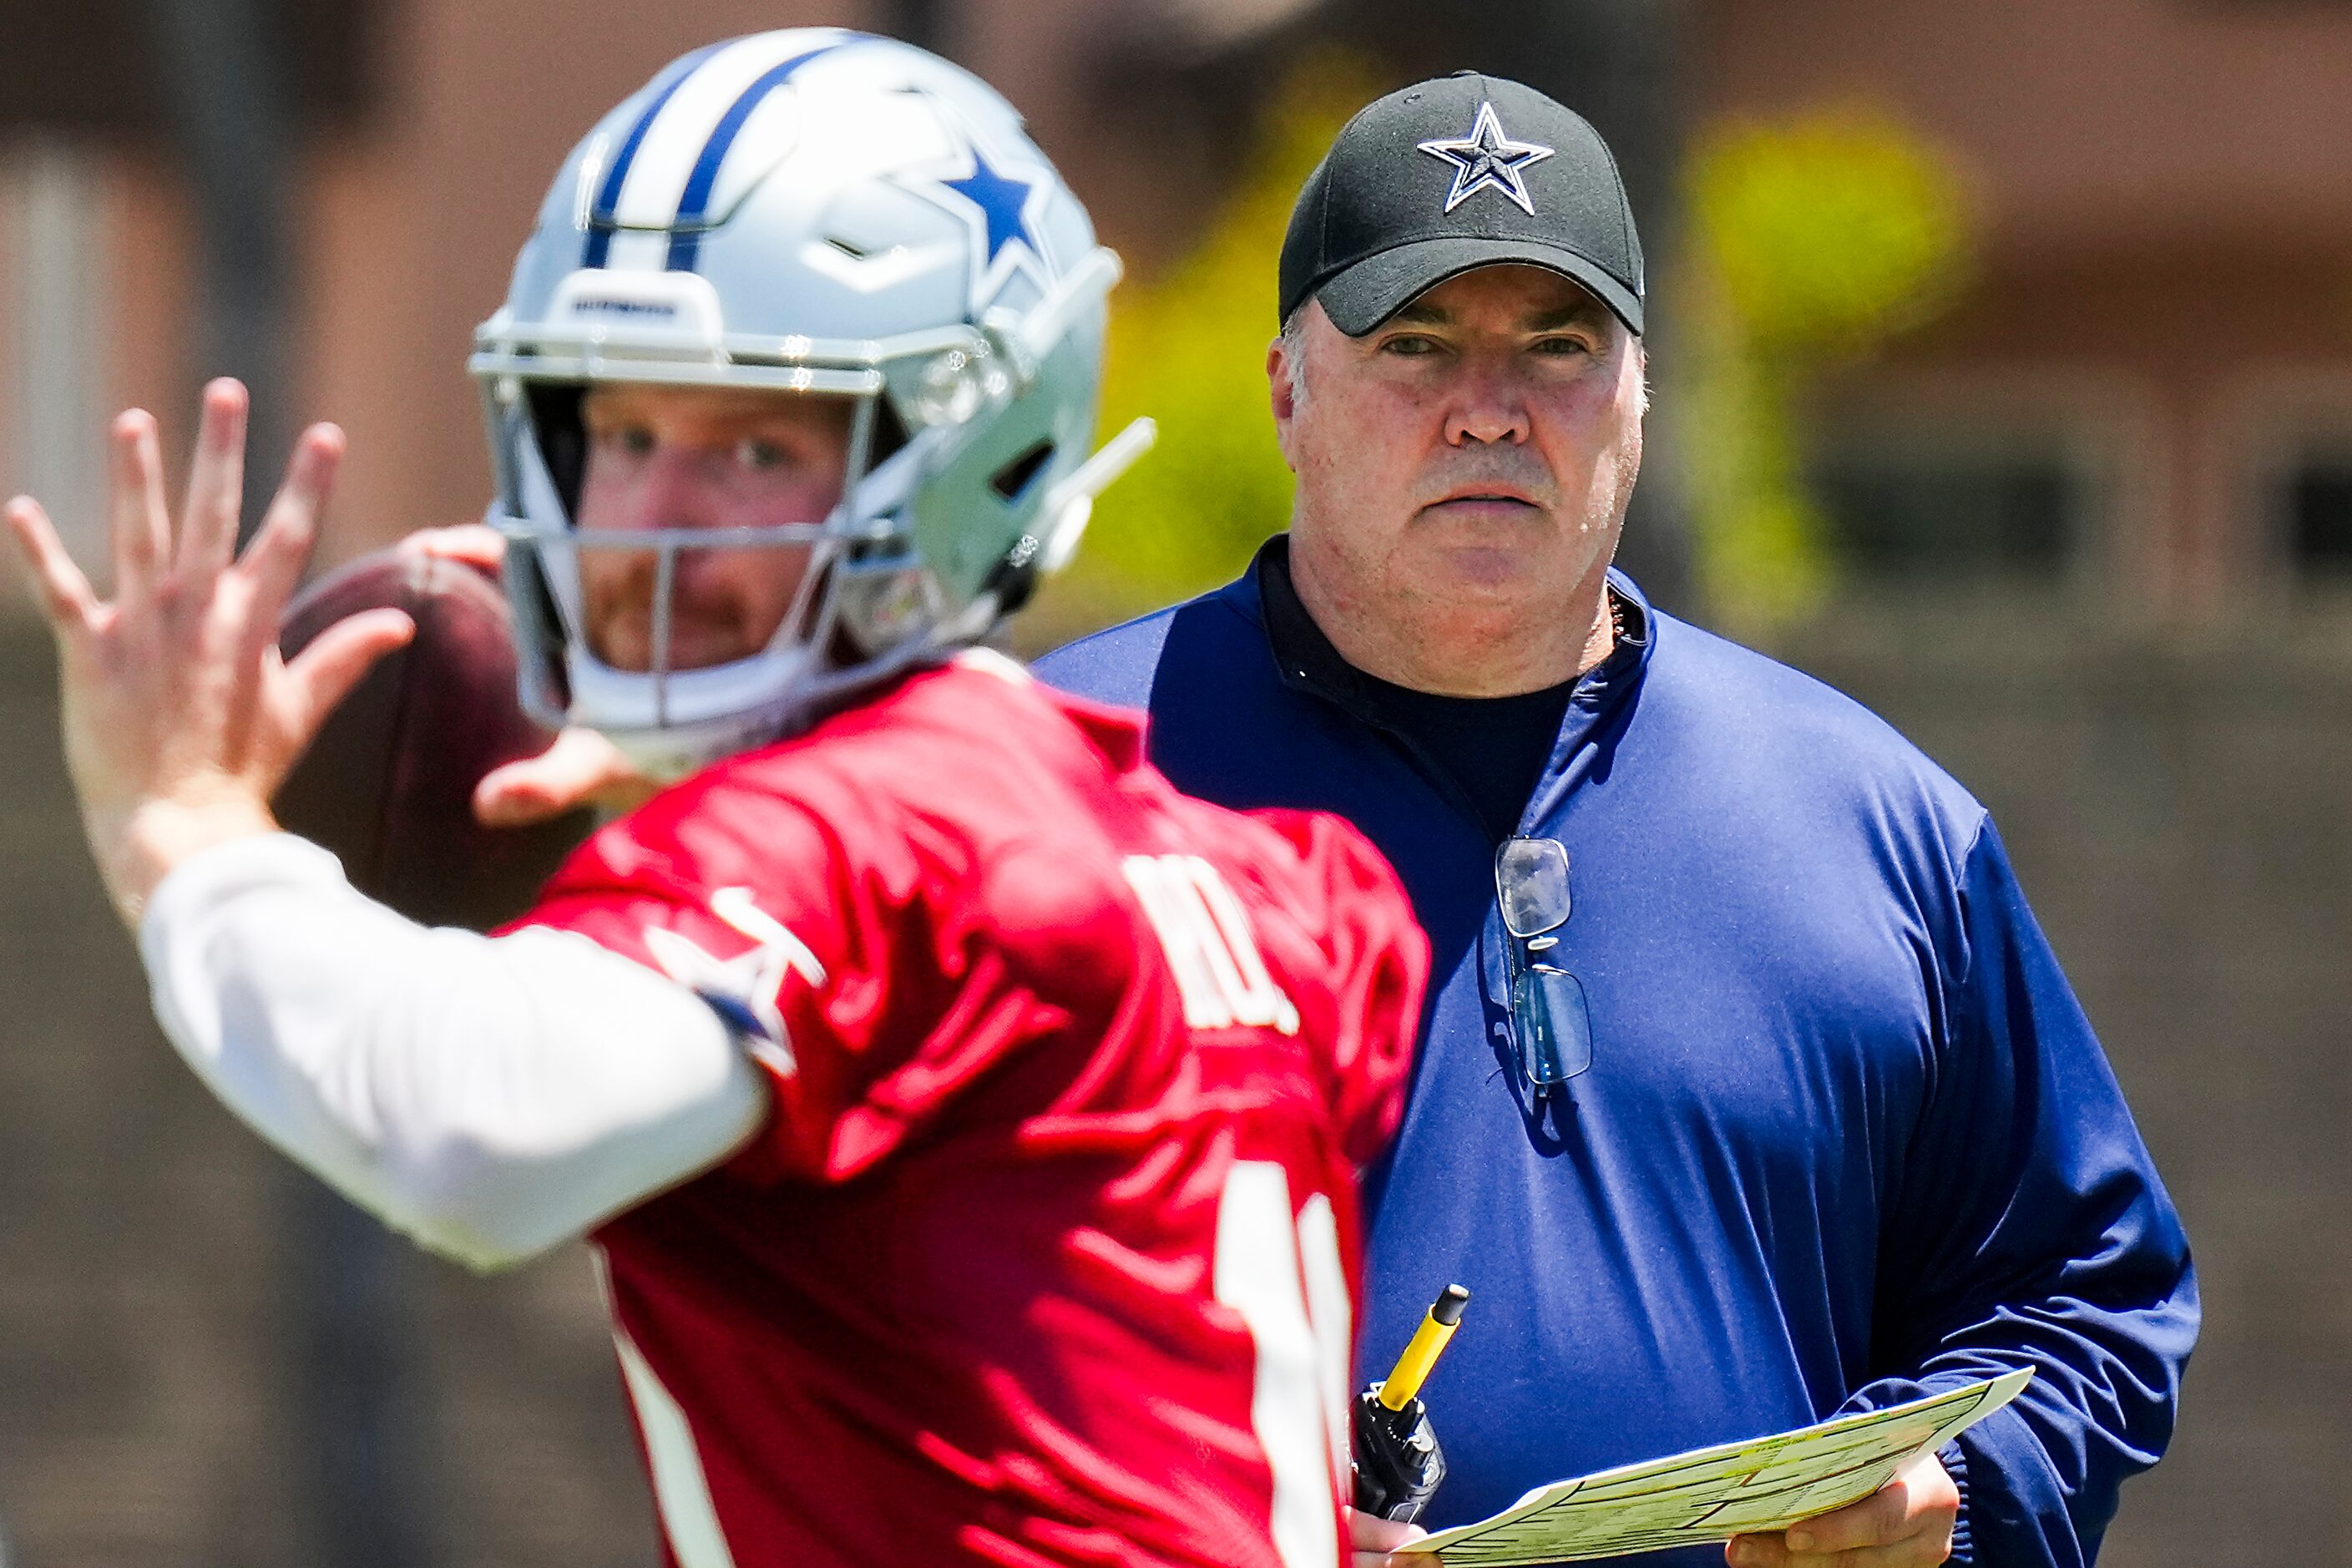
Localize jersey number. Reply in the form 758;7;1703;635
1123;854;1301;1034
1215;1161;1352;1568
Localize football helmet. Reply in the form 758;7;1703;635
470;28;1151;778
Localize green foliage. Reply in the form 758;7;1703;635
1030;58;1378;639
1682;109;1971;627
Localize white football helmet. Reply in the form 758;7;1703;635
470;28;1151;779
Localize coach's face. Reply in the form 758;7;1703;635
574;383;851;673
1269;264;1644;691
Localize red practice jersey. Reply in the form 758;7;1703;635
518;654;1429;1568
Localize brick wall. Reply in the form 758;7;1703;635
1778;601;2352;1565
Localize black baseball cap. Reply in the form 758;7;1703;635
1278;72;1643;337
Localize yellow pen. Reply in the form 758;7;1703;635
1353;1285;1470;1522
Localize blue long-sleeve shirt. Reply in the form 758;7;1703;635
1033;543;2196;1566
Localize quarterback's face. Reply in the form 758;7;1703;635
574;383;852;673
1270;265;1644;685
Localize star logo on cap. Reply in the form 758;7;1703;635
1418;101;1556;215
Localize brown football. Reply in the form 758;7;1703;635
272;548;594;931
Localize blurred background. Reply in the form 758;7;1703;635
2;1;2347;1564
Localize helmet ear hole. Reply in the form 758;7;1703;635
989;440;1055;502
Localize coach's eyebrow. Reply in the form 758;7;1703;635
1527;302;1611;332
1389;302;1454;326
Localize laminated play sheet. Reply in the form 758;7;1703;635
1401;1368;2032;1565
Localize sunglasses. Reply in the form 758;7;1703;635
1493;836;1595;1099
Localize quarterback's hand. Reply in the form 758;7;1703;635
401;519;508;573
5;379;412;925
1727;1451;1958;1568
473;726;656;827
1349;1506;1429;1568
395;521;655;827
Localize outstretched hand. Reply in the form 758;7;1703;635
5;379;414;926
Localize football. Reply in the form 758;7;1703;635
272;547;594;930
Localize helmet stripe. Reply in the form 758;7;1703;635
581;43;721;269
665;34;870;273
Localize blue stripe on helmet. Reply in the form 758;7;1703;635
580;43;723;269
665;34;868;273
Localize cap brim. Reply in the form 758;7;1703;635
1315;235;1643;337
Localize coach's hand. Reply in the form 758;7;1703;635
397;523;655;827
1348;1506;1429;1567
1727;1451;1958;1568
5;379;412;926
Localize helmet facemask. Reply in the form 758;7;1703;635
488;369;937;780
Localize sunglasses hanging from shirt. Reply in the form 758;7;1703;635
1494;836;1594;1097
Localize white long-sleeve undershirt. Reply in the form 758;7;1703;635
138;833;769;1272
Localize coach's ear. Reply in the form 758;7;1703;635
1268;336;1302;473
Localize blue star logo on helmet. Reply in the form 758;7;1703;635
943;147;1037;270
1417;101;1555;215
916;107;1058;312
